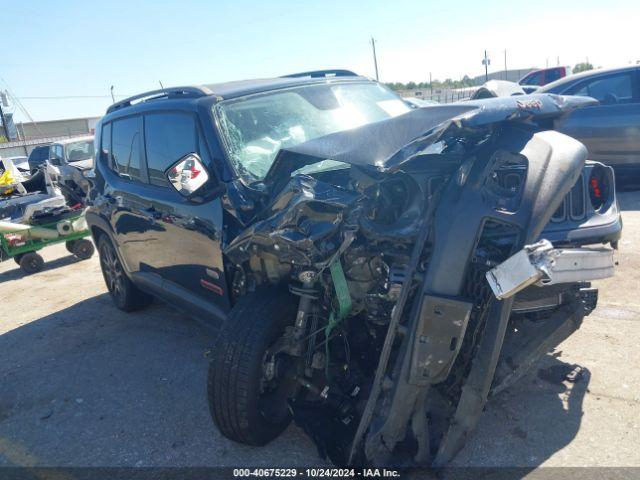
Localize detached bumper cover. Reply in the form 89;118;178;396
486;239;615;300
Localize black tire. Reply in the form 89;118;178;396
208;288;299;446
13;253;23;265
97;235;153;312
19;252;44;274
72;239;95;260
65;240;77;254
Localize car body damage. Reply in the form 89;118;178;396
220;94;619;466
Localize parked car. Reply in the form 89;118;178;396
519;66;571;88
26;137;94;199
538;65;640;184
86;71;620;468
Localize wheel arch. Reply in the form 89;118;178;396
86;211;133;277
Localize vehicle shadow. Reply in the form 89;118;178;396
442;351;590;477
0;293;320;467
0;254;80;284
0;293;590;470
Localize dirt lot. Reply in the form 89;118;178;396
1;192;639;470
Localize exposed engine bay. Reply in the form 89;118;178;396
213;94;619;467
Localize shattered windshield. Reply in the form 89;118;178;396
214;82;411;182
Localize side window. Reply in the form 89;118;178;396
522;71;542;86
50;145;64;165
571;73;634;104
545;68;563;83
100;123;111;165
111;116;143;181
144;112;198;187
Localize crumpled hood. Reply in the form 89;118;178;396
263;93;596;192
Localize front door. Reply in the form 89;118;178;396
134;111;230;315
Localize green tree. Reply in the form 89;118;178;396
573;62;593;74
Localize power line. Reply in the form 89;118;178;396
1;77;43;135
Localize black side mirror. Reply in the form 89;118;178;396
165;153;209;197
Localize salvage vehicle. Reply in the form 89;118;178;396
25;137;95;199
538;65;640;184
0;162;94;273
85;70;620;467
27;144;51;173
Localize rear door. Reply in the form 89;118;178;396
554;69;640;168
105;115;153;273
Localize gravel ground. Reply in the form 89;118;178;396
0;192;639;472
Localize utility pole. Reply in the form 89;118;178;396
371;37;379;81
0;91;9;141
482;50;490;82
504;50;507;80
429;72;433;95
557;56;560;66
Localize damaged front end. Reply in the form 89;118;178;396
220;94;617;467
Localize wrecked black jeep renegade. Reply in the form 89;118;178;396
86;70;621;467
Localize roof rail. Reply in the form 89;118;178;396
106;86;211;114
281;69;359;79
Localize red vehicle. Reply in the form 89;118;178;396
519;66;571;88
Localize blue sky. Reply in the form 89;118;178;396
2;0;638;121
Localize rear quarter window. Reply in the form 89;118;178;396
100;123;111;165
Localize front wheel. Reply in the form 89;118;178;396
207;288;299;446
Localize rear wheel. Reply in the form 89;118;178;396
97;235;152;311
207;288;299;445
19;252;44;274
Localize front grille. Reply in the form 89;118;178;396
551;173;587;223
570;176;586;219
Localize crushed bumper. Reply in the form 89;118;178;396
486;239;615;300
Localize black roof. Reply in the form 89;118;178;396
107;70;370;114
